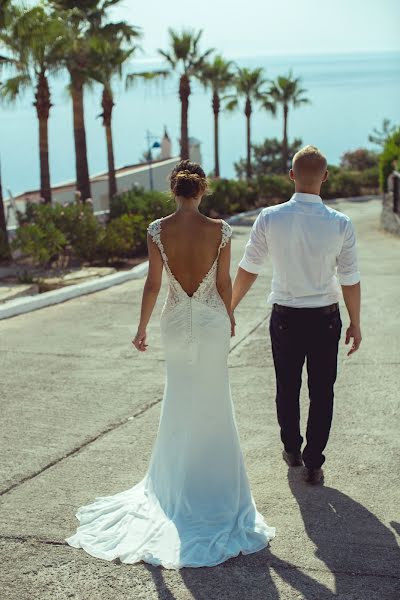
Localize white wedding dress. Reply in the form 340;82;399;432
65;217;275;569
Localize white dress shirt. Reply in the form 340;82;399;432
239;192;361;308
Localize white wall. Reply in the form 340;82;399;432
6;142;203;228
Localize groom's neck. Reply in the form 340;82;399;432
294;183;322;196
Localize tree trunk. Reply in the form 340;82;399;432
34;72;52;204
71;74;91;202
212;91;220;178
282;103;288;173
101;86;117;200
179;74;191;160
0;161;10;259
245;97;252;180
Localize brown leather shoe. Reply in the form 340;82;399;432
303;467;324;484
282;450;303;467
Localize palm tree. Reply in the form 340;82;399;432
49;6;95;202
51;0;142;202
88;22;143;201
0;0;14;29
0;0;15;258
225;67;275;180
90;39;134;200
199;55;235;177
159;29;214;160
0;5;64;204
269;71;310;172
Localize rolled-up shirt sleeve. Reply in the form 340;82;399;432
336;219;361;285
238;210;268;274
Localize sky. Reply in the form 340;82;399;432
110;0;400;60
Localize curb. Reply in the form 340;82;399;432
1;214;244;321
0;261;149;320
0;196;379;321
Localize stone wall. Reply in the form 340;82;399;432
381;191;400;235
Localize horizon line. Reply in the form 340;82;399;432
127;48;400;65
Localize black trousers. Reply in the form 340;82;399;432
269;304;342;469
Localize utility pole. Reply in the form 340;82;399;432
146;131;161;191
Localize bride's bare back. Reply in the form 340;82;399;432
159;212;225;297
133;159;234;352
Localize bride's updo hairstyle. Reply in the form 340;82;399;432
170;160;208;199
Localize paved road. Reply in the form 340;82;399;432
1;199;399;599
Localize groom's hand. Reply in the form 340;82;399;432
345;323;362;356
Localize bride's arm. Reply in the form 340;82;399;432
132;234;163;352
216;240;235;335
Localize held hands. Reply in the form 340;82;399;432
345;323;362;356
132;328;148;352
230;311;236;337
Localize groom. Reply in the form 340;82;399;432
231;145;362;484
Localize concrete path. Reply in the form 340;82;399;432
1;199;399;600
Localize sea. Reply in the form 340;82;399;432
1;50;399;197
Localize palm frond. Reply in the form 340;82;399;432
99;21;142;43
125;69;170;90
269;72;310;107
198;54;236;92
158;49;176;68
260;97;277;115
0;73;31;103
223;97;239;112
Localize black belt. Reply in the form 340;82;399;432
273;302;339;315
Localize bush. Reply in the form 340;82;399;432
110;187;171;221
340;148;379;171
17;201;102;262
12;222;66;265
234;137;303;177
257;175;293;202
201;179;259;216
99;214;147;259
358;166;379;191
379;128;400;191
323;171;362;199
56;205;102;261
0;229;11;261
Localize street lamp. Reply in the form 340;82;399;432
146;130;161;191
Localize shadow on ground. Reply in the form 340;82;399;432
139;468;399;599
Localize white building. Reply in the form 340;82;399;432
6;132;202;231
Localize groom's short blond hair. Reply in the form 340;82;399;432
292;145;327;181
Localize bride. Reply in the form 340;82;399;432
65;160;275;569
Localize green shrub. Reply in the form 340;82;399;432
12;222;66;265
322;166;380;199
358;166;379;191
57;205;102;261
201;179;259;216
100;214;147;259
17;201;48;227
0;230;11;260
110;187;171;221
340;148;379;171
17;201;102;262
323;171;362;199
234;137;302;177
379;128;400;191
257;175;293;202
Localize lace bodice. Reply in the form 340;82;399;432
147;217;232;317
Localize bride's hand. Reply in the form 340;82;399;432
132;328;148;352
230;312;236;337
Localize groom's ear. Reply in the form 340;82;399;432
289;168;295;181
322;169;329;182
